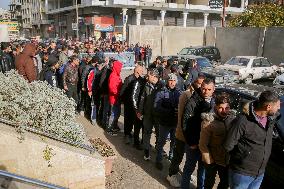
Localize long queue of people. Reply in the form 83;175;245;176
1;40;283;189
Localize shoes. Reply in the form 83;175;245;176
106;130;118;136
124;136;131;144
80;111;85;116
144;150;150;161
112;126;120;132
155;161;163;170
133;144;143;150
166;174;182;188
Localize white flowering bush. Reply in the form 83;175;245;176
0;70;86;144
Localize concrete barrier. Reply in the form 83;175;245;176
0;122;105;189
162;26;205;56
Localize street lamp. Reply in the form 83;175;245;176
75;0;79;39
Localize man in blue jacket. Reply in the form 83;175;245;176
154;73;181;170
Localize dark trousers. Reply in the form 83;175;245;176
156;125;176;162
169;138;185;176
204;164;229;189
133;116;143;145
124;104;135;136
78;90;87;112
143;117;159;151
85;95;92;120
66;83;78;104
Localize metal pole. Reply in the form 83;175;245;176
222;0;227;27
75;0;79;39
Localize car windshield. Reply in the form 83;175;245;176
226;57;249;66
196;58;213;68
179;48;196;55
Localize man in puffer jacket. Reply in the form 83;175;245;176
154;73;181;170
15;43;37;82
199;93;236;189
107;60;123;136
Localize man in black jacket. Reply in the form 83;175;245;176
224;91;282;189
181;78;215;189
120;65;144;144
0;42;14;73
132;68;160;150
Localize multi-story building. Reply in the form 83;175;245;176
9;0;51;38
44;0;248;39
1;6;20;40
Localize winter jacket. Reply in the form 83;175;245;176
99;66;112;95
108;61;123;105
132;76;147;112
154;86;181;127
0;52;14;73
44;68;58;87
81;64;95;88
176;86;195;142
120;74;138;105
15;43;37;83
224;102;283;177
182;89;214;146
199;111;235;167
58;51;68;66
63;62;78;86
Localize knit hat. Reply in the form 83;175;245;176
148;68;159;77
168;73;177;81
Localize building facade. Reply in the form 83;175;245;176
9;0;51;38
11;0;251;38
44;0;248;39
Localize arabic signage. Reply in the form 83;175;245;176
0;21;19;31
209;0;223;9
93;17;114;32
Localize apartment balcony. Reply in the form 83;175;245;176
41;19;52;25
10;0;21;7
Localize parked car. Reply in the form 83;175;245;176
273;73;284;89
179;56;237;84
215;84;284;187
176;46;221;63
217;56;280;84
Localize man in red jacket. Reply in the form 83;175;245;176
107;60;123;136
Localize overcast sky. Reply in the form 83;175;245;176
0;0;9;10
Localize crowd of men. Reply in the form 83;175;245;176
0;39;283;189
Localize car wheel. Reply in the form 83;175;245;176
244;75;253;84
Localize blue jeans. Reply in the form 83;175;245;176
229;169;264;189
108;102;121;130
181;145;205;189
156;125;175;162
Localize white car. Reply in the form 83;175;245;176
217;56;279;84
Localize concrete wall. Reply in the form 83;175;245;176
128;25;162;58
215;27;262;62
162;26;205;55
263;27;284;65
129;25;284;65
128;25;205;58
0;123;105;189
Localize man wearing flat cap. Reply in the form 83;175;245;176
43;55;60;87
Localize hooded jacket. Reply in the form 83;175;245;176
224;102;281;176
199;111;236;167
108;61;122;105
15;43;37;82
